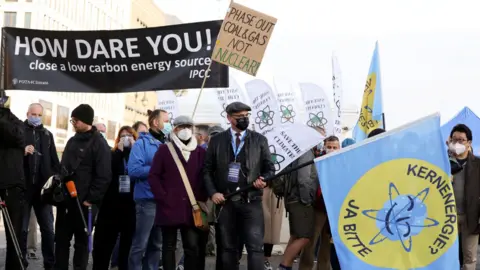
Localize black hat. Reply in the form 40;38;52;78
225;102;251;115
208;125;225;136
71;104;94;125
367;128;386;138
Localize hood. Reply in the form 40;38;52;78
73;125;98;141
0;107;12;120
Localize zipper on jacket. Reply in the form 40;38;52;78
32;130;37;185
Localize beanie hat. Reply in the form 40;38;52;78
71;104;94;125
341;138;356;148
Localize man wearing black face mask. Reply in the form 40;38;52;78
204;102;275;270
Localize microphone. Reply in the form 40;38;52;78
65;180;89;235
65;181;78;198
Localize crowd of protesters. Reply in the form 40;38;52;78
0;98;477;270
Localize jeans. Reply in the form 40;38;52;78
217;200;264;270
162;226;207;270
1;188;26;270
129;200;162;270
22;194;55;268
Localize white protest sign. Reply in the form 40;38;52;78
332;54;343;138
216;75;248;127
156;90;179;124
274;79;301;126
266;123;324;173
245;79;280;136
299;82;333;136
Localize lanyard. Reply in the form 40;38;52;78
123;159;128;175
231;132;246;160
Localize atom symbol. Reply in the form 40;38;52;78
362;182;439;252
220;103;227;118
307;111;328;128
335;100;341;118
269;145;285;171
255;105;275;130
280;105;296;123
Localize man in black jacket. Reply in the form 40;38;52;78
204;101;275;270
0;95;27;270
54;104;112;270
21;103;59;269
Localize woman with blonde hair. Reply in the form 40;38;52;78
93;126;138;270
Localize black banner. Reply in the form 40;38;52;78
1;20;228;93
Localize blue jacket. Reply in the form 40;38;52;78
128;132;161;201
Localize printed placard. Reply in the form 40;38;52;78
1;21;228;93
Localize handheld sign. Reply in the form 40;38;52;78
211;2;277;76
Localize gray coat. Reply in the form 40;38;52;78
285;150;317;205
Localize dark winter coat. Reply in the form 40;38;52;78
100;148;135;210
284;150;317;205
23;121;60;199
0;108;25;190
60;126;111;205
148;143;207;226
457;153;480;234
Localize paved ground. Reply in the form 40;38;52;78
0;247;293;270
0;245;478;269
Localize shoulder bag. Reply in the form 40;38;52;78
41;132;98;206
167;142;209;231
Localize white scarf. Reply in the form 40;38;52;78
170;131;197;161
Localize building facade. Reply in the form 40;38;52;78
123;0;168;125
1;0;131;150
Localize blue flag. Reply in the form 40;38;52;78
316;113;459;270
353;41;384;142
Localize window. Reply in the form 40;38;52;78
56;105;69;130
24;12;31;28
3;12;17;27
107;121;116;140
39;100;52;126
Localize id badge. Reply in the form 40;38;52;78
228;163;241;183
119;175;131;193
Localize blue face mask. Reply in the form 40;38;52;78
162;123;173;135
28;116;42;127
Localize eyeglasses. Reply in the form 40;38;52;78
69;119;76;125
451;138;468;144
120;134;133;138
231;113;251;119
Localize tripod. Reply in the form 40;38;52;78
0;196;26;270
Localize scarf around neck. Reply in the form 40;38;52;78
170;132;197;161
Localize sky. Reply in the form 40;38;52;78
154;0;480;129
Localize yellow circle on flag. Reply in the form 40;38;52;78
337;158;457;269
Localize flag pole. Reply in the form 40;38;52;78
191;62;212;119
382;113;386;130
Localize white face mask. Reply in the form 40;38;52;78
177;128;193;141
122;136;131;148
449;142;466;155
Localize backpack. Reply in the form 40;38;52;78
270;159;298;199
